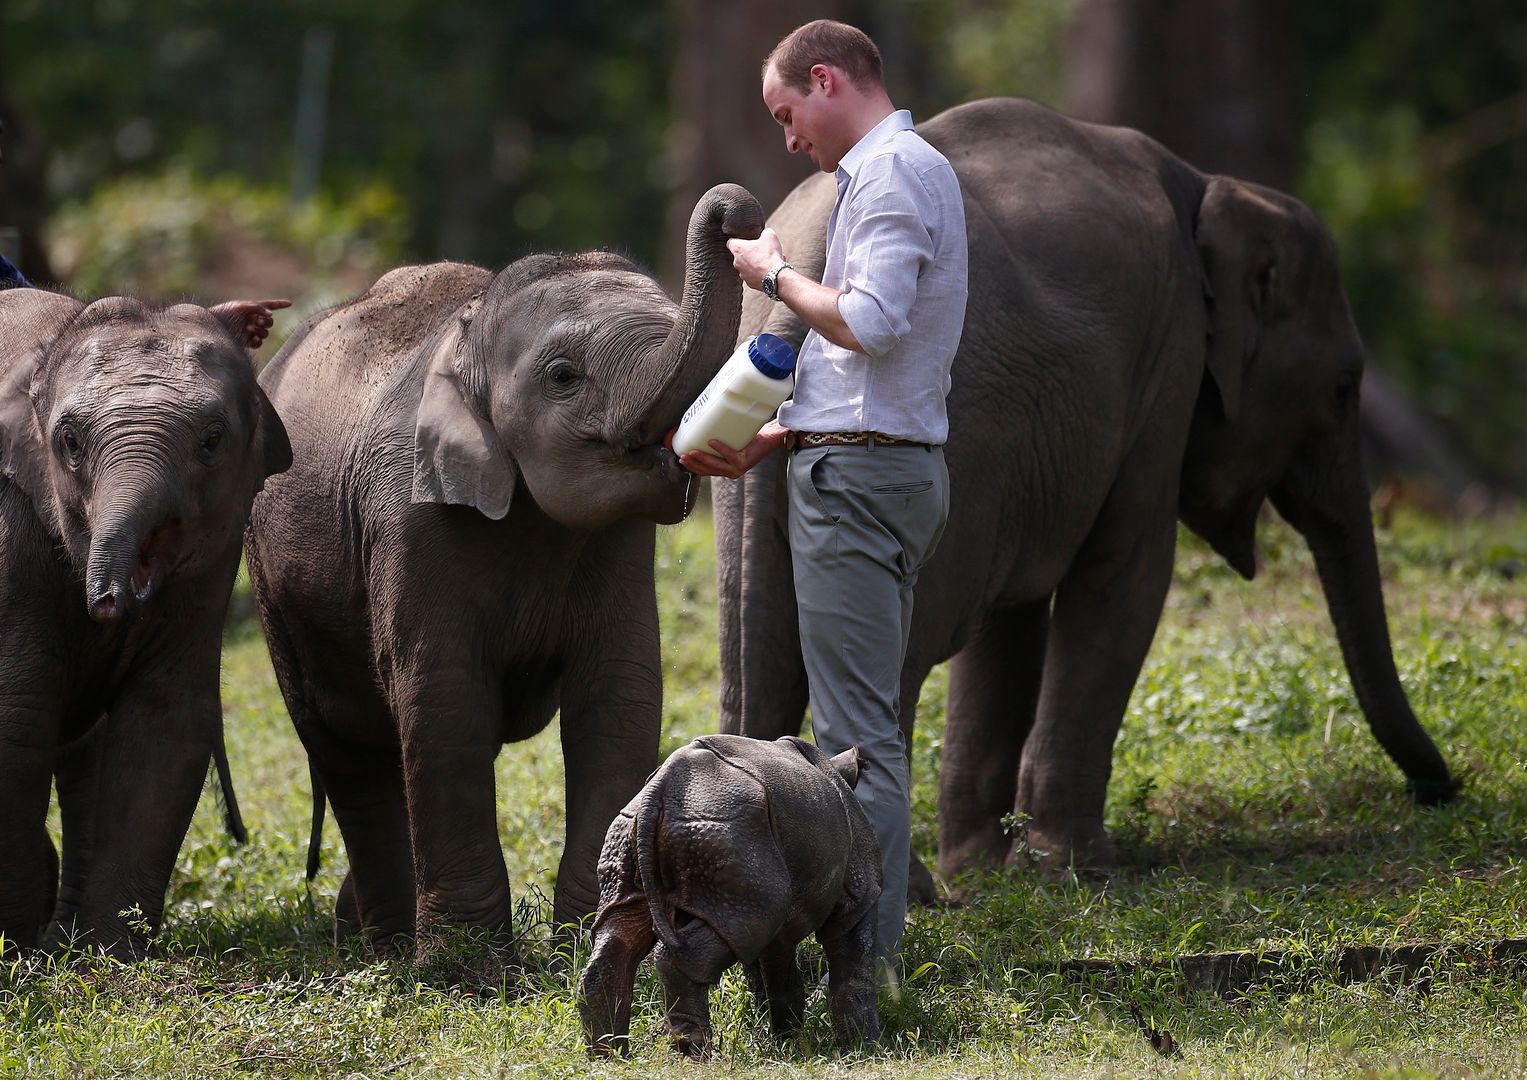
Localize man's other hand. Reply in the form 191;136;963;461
677;420;791;479
210;298;293;350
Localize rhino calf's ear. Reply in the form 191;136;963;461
829;747;861;789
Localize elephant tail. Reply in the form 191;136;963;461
306;760;326;882
213;729;248;846
634;783;688;965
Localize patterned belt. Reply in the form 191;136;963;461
787;430;931;451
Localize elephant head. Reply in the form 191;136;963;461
412;183;764;528
1183;177;1456;803
0;295;291;619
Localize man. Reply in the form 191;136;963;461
680;19;968;971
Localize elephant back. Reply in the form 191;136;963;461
259;262;489;432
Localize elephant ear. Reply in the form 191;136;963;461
0;292;80;519
254;383;292;480
411;304;517;520
1195;177;1289;422
0;352;48;504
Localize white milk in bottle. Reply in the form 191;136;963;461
667;333;796;458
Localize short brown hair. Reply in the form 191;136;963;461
765;20;883;95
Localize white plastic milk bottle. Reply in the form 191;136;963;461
668;333;796;458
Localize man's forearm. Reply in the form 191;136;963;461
776;267;863;353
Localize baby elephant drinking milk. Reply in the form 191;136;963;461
578;734;882;1059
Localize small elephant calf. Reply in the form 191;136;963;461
578;734;882;1059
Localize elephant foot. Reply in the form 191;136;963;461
905;853;941;907
936;834;1010;888
1017;821;1117;870
413;924;521;994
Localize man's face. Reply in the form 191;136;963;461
762;63;841;173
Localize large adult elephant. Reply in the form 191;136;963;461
0;292;290;955
715;98;1456;885
245;184;763;961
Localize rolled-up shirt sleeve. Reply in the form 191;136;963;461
834;154;936;359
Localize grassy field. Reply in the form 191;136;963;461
3;504;1524;1078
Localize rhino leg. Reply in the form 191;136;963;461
821;908;880;1049
578;900;654;1058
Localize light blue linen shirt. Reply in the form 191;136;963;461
777;109;968;445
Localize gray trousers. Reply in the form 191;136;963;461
787;442;949;964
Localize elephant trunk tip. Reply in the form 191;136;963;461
88;585;123;621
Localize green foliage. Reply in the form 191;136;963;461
887;0;1081;114
2;0;671;268
50;168;404;314
7;506;1527;1075
1295;0;1527;489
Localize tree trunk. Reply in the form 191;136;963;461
659;0;841;291
1065;0;1297;192
0;77;58;285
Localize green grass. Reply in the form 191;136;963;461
3;505;1524;1077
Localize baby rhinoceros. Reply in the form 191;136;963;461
579;734;882;1059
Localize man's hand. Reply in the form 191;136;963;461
209;298;293;350
727;228;787;292
677;419;791;479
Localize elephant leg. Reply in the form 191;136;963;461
938;600;1050;879
578;900;656;1057
55;673;217;956
0;662;63;950
556;572;664;930
301;725;416;948
333;870;361;942
715;460;811;741
750;938;805;1041
894;662;941;906
820;907;880;1049
53;719;106;927
394;674;513;961
38;832;58;936
1016;492;1178;865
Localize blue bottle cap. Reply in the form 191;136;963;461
746;333;796;379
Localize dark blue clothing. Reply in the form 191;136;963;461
0;253;32;289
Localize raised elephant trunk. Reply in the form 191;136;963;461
84;456;182;620
1270;427;1458;804
626;184;763;446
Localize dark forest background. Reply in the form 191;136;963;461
2;0;1522;497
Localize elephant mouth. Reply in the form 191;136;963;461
645;445;697;525
130;520;181;604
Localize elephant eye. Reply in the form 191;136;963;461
199;422;226;461
544;358;583;393
58;425;84;469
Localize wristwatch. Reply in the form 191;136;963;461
761;259;792;302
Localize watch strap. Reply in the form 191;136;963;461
762;259;792;302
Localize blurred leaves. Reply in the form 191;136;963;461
51;168;404;312
2;0;1523;487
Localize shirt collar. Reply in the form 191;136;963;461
835;109;914;184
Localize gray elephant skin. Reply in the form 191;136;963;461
0;291;290;955
244;185;764;961
715;97;1457;883
579;734;881;1059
